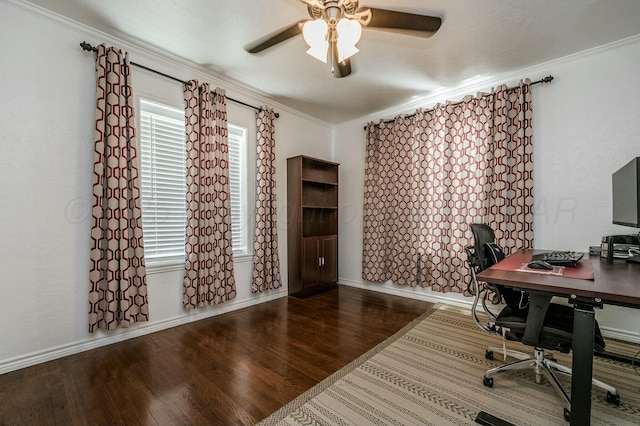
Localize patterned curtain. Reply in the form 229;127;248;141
183;82;237;308
252;108;282;293
89;44;149;332
362;80;533;293
485;81;534;252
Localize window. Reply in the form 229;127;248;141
139;99;186;264
139;98;252;266
228;124;250;254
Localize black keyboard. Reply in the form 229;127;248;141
531;251;584;266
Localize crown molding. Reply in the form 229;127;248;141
341;33;640;128
2;0;333;129
4;0;638;130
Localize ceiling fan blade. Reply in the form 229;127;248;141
244;21;305;54
362;8;442;37
330;43;352;78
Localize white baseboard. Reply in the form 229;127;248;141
0;290;288;375
338;279;640;344
599;327;640;345
4;282;637;375
338;278;473;309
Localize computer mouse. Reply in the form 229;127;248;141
527;260;554;270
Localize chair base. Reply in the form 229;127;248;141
485;345;530;362
483;346;619;420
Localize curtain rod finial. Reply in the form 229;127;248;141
541;75;554;83
80;41;97;53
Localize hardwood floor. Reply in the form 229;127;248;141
0;286;435;425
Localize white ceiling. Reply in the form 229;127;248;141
24;0;640;124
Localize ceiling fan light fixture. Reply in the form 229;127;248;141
337;18;362;45
246;1;442;79
336;44;358;63
336;18;362;62
302;19;329;62
306;41;329;63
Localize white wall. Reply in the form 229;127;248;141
2;1;639;375
334;35;640;342
0;1;333;374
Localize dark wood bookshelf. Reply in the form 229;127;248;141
287;156;339;297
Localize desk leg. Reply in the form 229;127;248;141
570;304;595;426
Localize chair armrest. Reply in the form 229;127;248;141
522;292;553;346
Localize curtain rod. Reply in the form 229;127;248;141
80;41;279;118
364;76;554;130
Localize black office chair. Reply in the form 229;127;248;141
465;223;619;422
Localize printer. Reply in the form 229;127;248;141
601;234;640;260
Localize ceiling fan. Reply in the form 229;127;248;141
244;0;442;78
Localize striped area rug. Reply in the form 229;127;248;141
259;305;640;425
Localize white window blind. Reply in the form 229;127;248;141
228;124;249;254
139;98;252;265
139;99;186;264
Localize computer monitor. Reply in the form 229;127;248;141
612;157;640;228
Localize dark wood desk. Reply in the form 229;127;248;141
478;249;640;426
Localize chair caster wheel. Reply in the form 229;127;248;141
483;376;493;388
607;391;620;406
485;350;494;360
563;408;571;422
